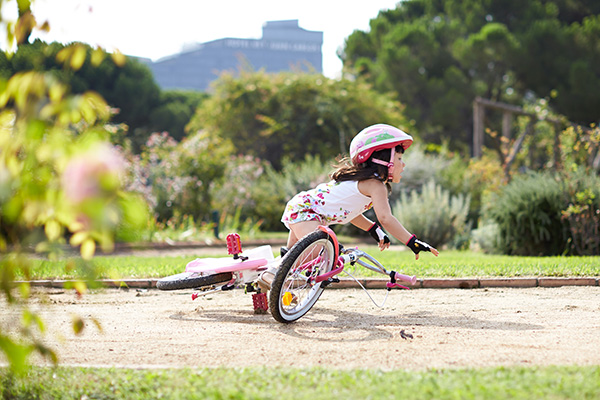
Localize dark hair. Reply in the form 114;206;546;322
331;145;404;194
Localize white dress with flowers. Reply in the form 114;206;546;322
281;180;373;228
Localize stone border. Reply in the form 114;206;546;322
21;277;600;290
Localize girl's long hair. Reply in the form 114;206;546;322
330;145;404;194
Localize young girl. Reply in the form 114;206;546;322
260;123;439;288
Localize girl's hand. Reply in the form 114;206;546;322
368;223;390;251
378;239;390;251
406;235;439;260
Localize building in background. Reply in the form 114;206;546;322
143;20;323;91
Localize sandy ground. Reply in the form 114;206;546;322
2;285;599;370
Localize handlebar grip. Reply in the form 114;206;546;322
394;272;417;285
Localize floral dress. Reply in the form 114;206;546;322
281;180;373;228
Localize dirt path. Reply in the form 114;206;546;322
6;286;600;370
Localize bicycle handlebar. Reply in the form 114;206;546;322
394;272;417;285
340;248;417;288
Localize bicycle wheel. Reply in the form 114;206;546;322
156;271;233;291
269;230;337;323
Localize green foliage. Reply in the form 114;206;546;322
393;145;452;197
143;210;262;244
343;0;600;151
189;69;411;169
125;134;278;232
470;220;501;253
5;39;212;152
104;58;160;150
392;180;471;249
0;3;148;373
389;145;502;231
445;150;504;226
560;123;600;171
209;154;268;222
261;155;333;202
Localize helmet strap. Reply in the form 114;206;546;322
371;147;395;181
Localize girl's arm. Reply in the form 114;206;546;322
349;214;374;230
350;214;390;250
358;179;439;258
357;179;412;244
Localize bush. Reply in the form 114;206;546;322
392;145;451;199
440;150;504;227
482;168;600;256
560;168;600;255
470;221;501;253
392;180;471;249
392;145;499;232
209;154;268;227
124;131;233;223
484;172;568;256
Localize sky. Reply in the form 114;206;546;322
2;0;401;78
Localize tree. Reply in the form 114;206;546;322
148;90;208;142
5;39;163;151
342;0;600;153
189;69;411;169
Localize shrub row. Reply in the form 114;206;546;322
483;169;600;256
124;133;599;255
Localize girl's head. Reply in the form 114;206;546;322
349;124;413;165
331;145;405;192
369;145;405;182
332;124;413;188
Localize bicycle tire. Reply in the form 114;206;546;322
269;230;337;323
156;271;233;291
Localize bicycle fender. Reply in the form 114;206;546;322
317;225;340;261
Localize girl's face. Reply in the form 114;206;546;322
390;152;405;184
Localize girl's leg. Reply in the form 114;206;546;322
260;220;324;291
287;220;322;248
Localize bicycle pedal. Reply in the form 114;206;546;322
321;277;340;288
252;292;268;314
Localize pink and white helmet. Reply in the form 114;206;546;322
350;124;413;163
349;124;413;180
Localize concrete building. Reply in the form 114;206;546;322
146;20;323;91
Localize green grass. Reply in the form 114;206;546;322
20;248;600;281
357;248;600;278
1;365;599;400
